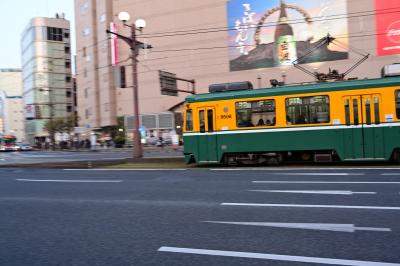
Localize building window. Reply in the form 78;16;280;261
64;31;70;39
66;91;72;98
286;96;330;125
185;109;193;131
80;1;89;14
236;99;276;127
120;66;126;88
65;46;70;54
83;68;88;78
100;14;106;23
396;90;400;119
66;76;71;83
47;27;63;41
65;61;71;69
85;108;90;119
83;27;90;36
84;88;89;98
67;106;72;112
82;46;87;57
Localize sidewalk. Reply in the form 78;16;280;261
36;145;183;153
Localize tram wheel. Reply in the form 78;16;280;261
300;152;312;161
392;150;400;163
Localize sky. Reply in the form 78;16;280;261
0;0;75;69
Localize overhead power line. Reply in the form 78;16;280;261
76;7;400;55
139;6;400;38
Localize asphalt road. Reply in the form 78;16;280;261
1;168;400;266
0;149;183;165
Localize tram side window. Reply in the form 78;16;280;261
365;98;371;125
353;99;359;125
199;110;205;133
396;91;400;119
185;109;193;131
374;97;380;124
286;96;330;125
235;99;276;128
344;99;350;126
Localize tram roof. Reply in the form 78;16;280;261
185;76;400;103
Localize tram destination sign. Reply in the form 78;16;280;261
159;70;178;96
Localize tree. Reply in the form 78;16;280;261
43;114;78;149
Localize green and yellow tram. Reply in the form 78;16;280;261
182;74;400;165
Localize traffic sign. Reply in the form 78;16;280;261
159;70;178;96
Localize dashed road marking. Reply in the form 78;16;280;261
249;190;376;195
271;173;364;176
221;203;400;210
202;221;391;232
16;179;123;183
158;246;400;266
63;168;187;171
210;167;400;171
252;181;400;184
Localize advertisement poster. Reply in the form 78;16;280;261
227;0;349;71
375;0;400;56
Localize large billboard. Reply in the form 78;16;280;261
227;0;349;71
375;0;400;56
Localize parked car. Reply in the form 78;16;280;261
15;143;33;151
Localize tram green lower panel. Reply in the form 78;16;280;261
183;126;400;163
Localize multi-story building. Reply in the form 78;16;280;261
0;69;25;141
21;15;73;145
74;0;400;137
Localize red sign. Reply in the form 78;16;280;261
110;22;118;65
375;1;400;56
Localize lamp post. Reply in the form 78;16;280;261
106;12;151;159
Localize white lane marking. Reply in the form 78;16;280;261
63;168;187;171
381;173;400;175
16;179;122;183
272;173;364;176
252;181;400;184
158;247;400;266
210;167;400;171
222;203;400;210
249;190;376;195
202;221;391;232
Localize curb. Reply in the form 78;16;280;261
0;157;185;169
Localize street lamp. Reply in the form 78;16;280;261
106;12;152;159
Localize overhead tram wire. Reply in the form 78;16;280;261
74;30;390;79
138;6;400;38
108;3;400;38
78;7;400;55
74;7;400;70
149;31;394;54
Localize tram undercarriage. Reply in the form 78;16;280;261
222;150;338;166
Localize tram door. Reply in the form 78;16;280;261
342;95;383;159
197;107;218;162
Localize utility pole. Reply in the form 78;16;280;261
106;12;152;159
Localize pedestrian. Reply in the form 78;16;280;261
157;136;164;148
